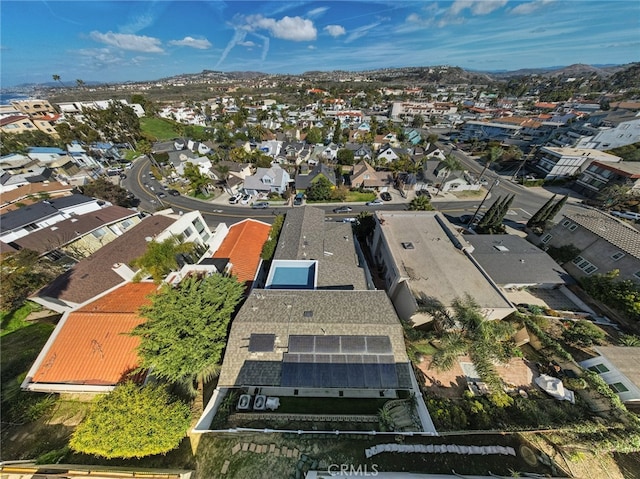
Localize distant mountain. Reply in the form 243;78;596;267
489;63;629;79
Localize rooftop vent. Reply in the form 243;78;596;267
493;245;509;252
401;242;415;249
303;310;313;318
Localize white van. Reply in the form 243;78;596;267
611;210;640;221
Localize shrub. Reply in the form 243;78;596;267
562;320;606;347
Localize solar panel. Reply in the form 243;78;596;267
248;334;275;352
347;363;366;388
316;363;332;386
289;335;315;353
366;336;393;354
377;354;396;364
331;363;349;387
283;353;299;363
346;354;363;364
379;363;399;388
331;354;347;364
281;362;298;387
315;335;340;353
363;363;382;388
341;335;366;353
298;363;315;387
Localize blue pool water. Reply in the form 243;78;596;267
269;265;315;289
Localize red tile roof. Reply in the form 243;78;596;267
213;219;271;283
31;282;158;386
0;115;29;127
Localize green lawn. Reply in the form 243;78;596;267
140;117;181;141
345;191;377;202
1;301;42;337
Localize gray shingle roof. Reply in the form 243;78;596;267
466;235;568;286
218;289;411;389
564;210;640;259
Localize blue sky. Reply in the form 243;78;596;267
1;1;638;87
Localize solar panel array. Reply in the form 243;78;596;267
281;335;398;388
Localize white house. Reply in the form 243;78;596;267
580;346;640;406
243;165;291;196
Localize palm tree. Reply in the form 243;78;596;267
408;195;434;211
52;74;65;88
478;146;503;183
436;154;462;195
131;236;197;283
76;79;86;90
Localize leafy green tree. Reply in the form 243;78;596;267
546;244;581;264
261;214;285;260
305;127;323;145
541;194;568;225
132;275;245;389
478;146;503;182
81;177;134;207
305;175;334;201
408;194;434;211
354;211;376;241
52;74;64;87
581;270;640;322
69;382;191;459
562;320;606;347
336;148;355;165
131;236;197;283
411;114;424;128
333;118;342;144
0;249;61;310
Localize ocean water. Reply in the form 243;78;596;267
0;93;29;105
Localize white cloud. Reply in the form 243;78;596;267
324;25;346;37
238;40;256;47
510;0;555;15
169;36;212;49
345;22;380;44
89;31;163;53
307;7;329;18
450;0;508;16
244;14;317;41
308;45;317;50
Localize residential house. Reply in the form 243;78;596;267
465;235;569;290
532;147;621;180
575;116;640;151
0;115;38;135
368;211;515;326
0;153;35;173
574;160;640;199
175;156;213;178
0;194;104;243
31;114;61;137
420;159;474;193
244;165;291;196
390;101;457;120
377;145;407;164
350;160;390;189
534;209;640;283
33;211;217;313
211;161;252;194
22;282;159;394
579;347;640;407
295;163;337;191
0;181;73;212
344;143;373;162
11;99;56;116
210;218;271;290
321;143;339;162
0;167;55;193
10;205;141;261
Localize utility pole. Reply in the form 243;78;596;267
512;146;538;182
468;178;499;226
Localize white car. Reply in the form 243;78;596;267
229;193;243;204
366;198;384;206
240;194;252;205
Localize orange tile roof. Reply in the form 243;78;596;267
213;219;271;283
31;282;158;386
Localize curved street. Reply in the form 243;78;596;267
121;152;588;228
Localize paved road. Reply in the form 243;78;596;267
122;154;589;228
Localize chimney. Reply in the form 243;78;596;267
112;263;136;281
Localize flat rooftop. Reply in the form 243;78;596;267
375;211;513;311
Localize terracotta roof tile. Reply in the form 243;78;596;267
31;282;158;386
213;219;271;283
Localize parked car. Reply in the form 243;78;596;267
458;213;483;225
229;193;243;204
293;193;304;206
168;189;180;196
380;192;392;201
366;198;384;206
611;210;640;221
252;201;269;209
240;194;252;205
333;206;353;213
156;192;167;198
416;189;432;199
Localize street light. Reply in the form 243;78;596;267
468;178;499;226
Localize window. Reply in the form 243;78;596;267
541;234;552;244
121;219;134;229
583;265;598;274
634;271;640;280
588;363;609;374
562;220;571;227
569;224;577;231
182;227;194;238
92;228;107;239
611;252;625;261
610;382;629;393
24;223;38;231
192;218;205;234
